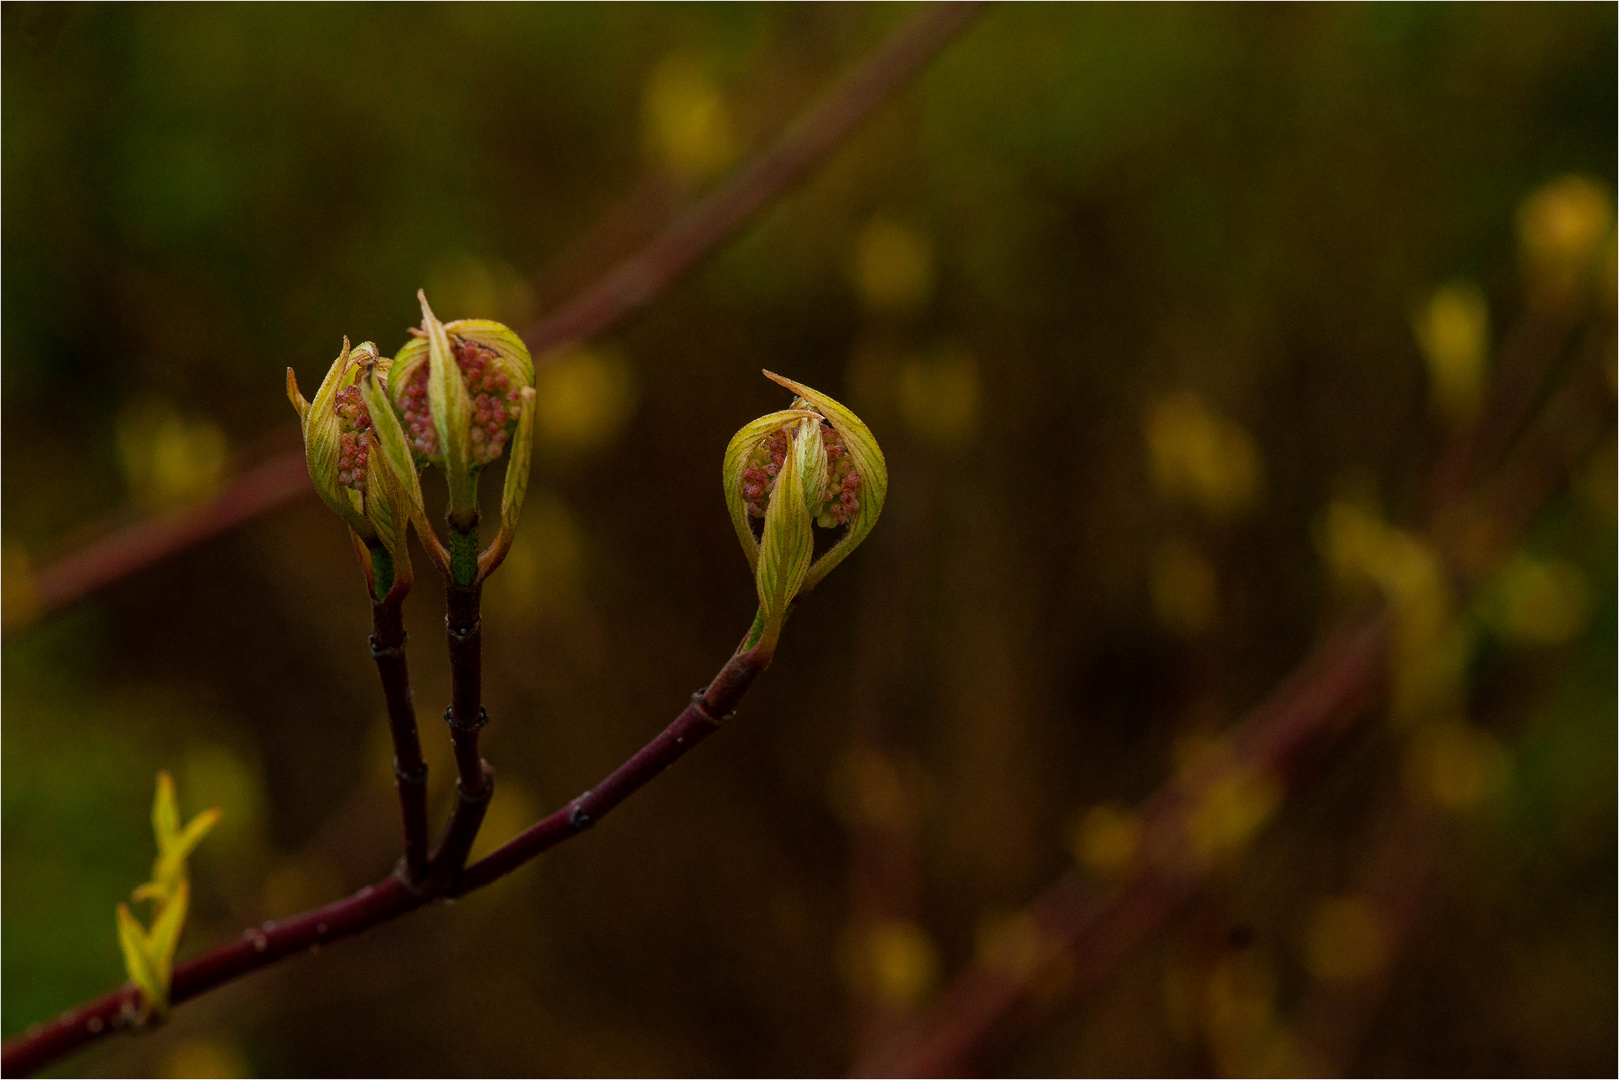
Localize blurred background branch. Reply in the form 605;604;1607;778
859;237;1616;1076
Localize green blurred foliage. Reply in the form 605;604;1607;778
3;4;1613;1076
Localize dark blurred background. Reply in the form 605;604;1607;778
3;4;1614;1076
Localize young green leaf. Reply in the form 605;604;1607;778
419;291;477;525
722;408;821;573
480;386;538;581
754;418;818;651
290;340;381;543
171;807;222;864
152;772;180;852
453;319;536;390
146;880;190;999
360;365;429;532
116;903;163;1018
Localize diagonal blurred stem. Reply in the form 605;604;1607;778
6;447;312;634
517;1;987;358
1424;305;1585;515
855;609;1393;1078
1292;780;1446;1074
3;0;986;636
1288;309;1618;1076
370;596;431;884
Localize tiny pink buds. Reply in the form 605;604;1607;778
723;372;887;651
293;294;538;594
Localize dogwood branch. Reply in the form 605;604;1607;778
369;596;431;883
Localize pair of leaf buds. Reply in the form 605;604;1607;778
289;291;887;649
287;291;536;594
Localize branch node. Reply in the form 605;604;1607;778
392;857;431;898
569;800;595;830
691;688;735;725
368;633;408;660
457;770;496;805
393;760;428;785
442;705;490;733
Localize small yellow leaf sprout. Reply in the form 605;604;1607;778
115;771;221;1023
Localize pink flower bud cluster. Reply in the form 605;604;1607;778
815;422;862;528
457;338;519;466
739;420;862;527
333;385;372;490
398;365;438;458
399;337;522;465
740;427;792;518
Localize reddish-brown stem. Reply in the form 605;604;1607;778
441;582;487;798
857;613;1392;1078
1424;308;1580;514
1;642;771;1075
369;598;430;883
3;5;988;1071
452;646;769;895
1293;786;1446;1074
1285;317;1618;1075
1;875;422;1078
416;578;492;894
421;762;495;898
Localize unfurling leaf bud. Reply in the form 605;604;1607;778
724;372;887;651
288;338;429;600
388;291;535;536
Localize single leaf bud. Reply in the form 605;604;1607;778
287;338;427;599
387;291;536;534
723;373;887;651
